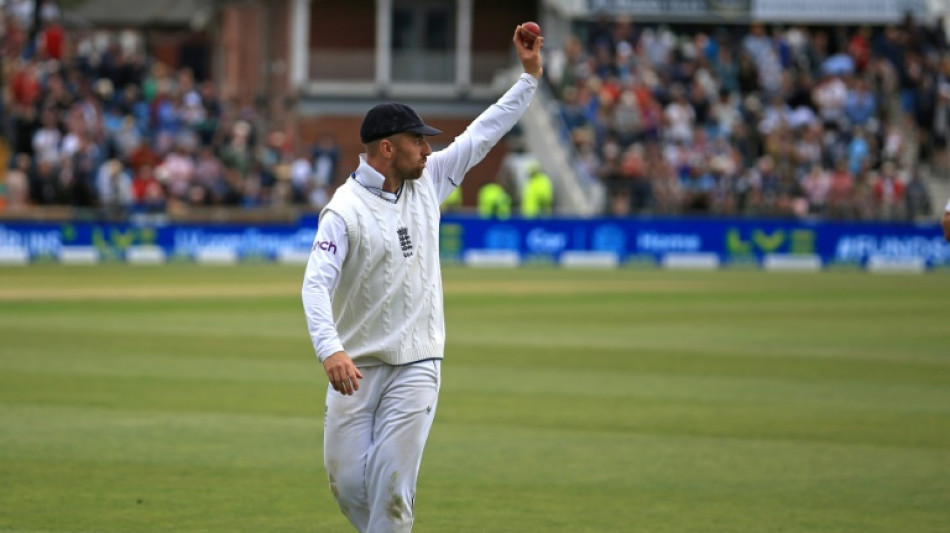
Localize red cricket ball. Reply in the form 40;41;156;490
520;21;541;49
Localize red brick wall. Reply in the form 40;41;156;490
269;0;291;102
310;0;376;49
218;3;263;107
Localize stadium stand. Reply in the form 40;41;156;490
546;15;948;220
1;0;339;220
2;1;948;225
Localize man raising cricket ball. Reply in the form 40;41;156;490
302;25;543;532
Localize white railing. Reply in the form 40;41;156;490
309;49;375;81
307;49;509;86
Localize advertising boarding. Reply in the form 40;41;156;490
1;215;947;269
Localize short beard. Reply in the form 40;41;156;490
396;162;424;182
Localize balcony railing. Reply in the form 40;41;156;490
306;48;510;89
309;48;375;82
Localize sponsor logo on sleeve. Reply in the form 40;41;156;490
313;241;337;254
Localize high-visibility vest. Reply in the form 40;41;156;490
478;183;511;219
522;171;553;217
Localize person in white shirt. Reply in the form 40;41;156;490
301;26;543;532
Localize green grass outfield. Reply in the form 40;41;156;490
0;265;948;532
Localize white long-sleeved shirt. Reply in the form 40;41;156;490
302;73;538;363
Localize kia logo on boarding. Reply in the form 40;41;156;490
313;241;337;254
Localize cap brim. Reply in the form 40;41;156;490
407;124;442;137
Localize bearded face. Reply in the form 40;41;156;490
388;133;432;182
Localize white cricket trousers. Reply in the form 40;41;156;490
324;359;441;533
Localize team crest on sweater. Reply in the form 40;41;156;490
397;227;413;257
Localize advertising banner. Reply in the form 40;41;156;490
1;215;947;268
753;0;927;24
0;220;316;261
586;0;751;22
584;0;926;23
439;216;950;268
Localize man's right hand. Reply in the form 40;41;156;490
323;351;363;396
513;25;544;79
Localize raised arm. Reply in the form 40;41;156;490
426;25;545;202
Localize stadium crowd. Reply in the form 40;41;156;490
1;1;340;217
546;15;945;220
1;1;946;222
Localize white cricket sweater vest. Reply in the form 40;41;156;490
320;176;445;366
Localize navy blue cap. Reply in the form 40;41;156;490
360;102;442;144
